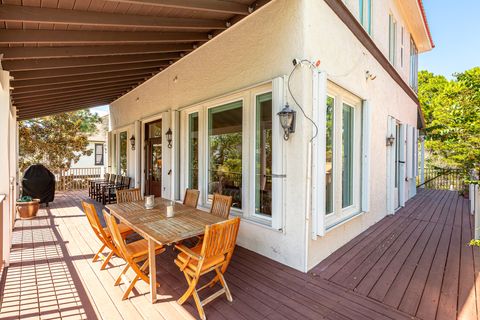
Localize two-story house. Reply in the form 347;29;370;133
101;0;432;271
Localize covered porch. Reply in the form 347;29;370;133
0;188;478;319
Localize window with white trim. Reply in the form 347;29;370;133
409;37;419;92
119;131;128;175
181;81;284;227
94;143;104;166
400;26;405;68
325;84;362;227
388;14;397;66
359;0;372;35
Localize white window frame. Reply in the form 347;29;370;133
325;83;362;228
400;26;405;68
389;14;397;66
359;0;372;35
94;143;104;166
179;80;285;228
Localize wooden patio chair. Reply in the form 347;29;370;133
116;188;142;203
103;210;165;300
174;217;240;320
183;189;200;208
210;194;232;218
81;201;133;270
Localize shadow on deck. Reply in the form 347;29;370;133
0;189;478;319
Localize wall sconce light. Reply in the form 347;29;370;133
130;135;135;150
386;134;395;146
166;128;173;148
277;103;296;141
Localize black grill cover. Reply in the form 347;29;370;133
22;164;55;204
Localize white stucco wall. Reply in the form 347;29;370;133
109;0;421;272
304;0;418;269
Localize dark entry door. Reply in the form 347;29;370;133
145;120;162;197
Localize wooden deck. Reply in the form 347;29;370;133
312;189;480;320
0;189;477;319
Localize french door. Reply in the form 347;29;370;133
145;120;162;197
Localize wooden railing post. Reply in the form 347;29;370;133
475;184;480;240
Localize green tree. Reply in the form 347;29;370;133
419;67;480;173
19;110;101;173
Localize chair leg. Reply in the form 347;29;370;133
122;275;140;300
115;264;130;286
93;244;106;262
100;250;114;270
215;268;232;302
192;288;206;320
178;273;197;305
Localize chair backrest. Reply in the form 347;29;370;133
183;189;200;208
103;210;129;260
210;194;232;218
117;188;142;203
104;172;110;180
201;217;240;260
81;201;109;243
123;177;131;188
109;174;117;183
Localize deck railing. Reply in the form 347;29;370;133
417;167;463;191
54;167;105;191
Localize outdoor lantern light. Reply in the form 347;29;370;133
166;128;173;148
277;103;296;140
130;135;135;150
386;134;395;146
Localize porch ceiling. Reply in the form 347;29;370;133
0;0;270;121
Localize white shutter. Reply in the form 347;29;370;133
406;124;413;180
271;76;286;231
410;127;418;198
312;71;327;237
386;116;396;214
361;100;371;212
399;124;406;207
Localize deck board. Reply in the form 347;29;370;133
0;189;478;320
311;189;479;320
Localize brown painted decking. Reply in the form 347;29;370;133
312;189;480;320
0;189;477;319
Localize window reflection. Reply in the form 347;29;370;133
208;101;243;209
326;96;334;214
255;93;272;217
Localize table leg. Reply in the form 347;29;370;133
148;238;157;303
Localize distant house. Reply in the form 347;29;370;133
71;115;108;169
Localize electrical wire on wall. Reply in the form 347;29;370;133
287;59;319;142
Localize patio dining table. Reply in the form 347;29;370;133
105;198;227;303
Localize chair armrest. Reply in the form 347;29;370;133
174;244;202;260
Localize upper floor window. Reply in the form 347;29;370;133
400;26;405;68
388;14;397;66
94;143;104;166
409;37;419;92
359;0;372;35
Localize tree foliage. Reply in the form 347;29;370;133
19;110;101;173
418;67;480;172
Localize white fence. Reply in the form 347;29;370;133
470;184;480;239
54;167;106;191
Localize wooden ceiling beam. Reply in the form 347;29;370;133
12;78;145;96
0;30;209;44
101;0;251;15
11;69;158;88
13;85;135;103
18;101;112;120
0;44;194;60
11;61;168;80
18;99;114;113
0;4;227;30
4;52;181;71
16;93;120;108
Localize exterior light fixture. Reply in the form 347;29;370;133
130;135;135;150
386;134;395;146
166;128;173;148
277;103;296;141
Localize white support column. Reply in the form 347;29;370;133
475;185;480;239
134;120;141;188
420;135;425;188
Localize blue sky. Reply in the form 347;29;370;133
419;0;480;78
90;105;109;116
